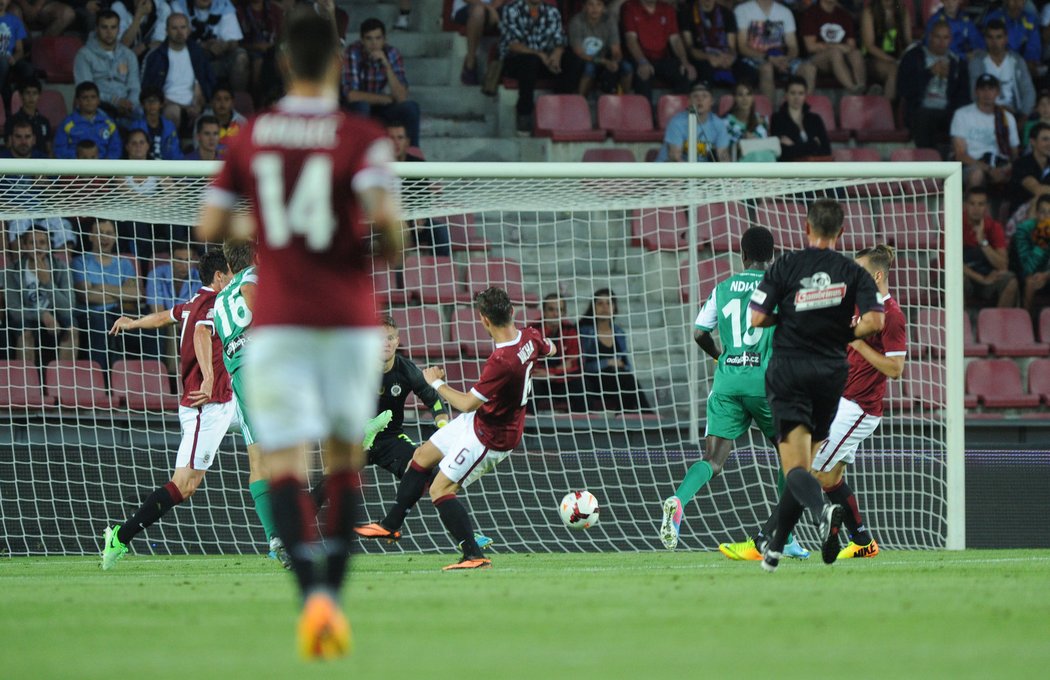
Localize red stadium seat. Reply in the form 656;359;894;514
717;93;772;121
110;360;179;411
880;201;938;250
463;258;537;304
581;148;636;162
44;360;117;409
0;360;50;408
907;361;945;409
631;208;689;251
966;359;1040;408
913;308;944;358
450;306;490;357
838;202;878;253
890;148;942;162
13;89;68;130
644;147;660;162
697;202;750;252
372;263;409;308
884;373;914;412
31;36;82;83
754;200;807;250
963;315;989;356
1039;308;1050;343
806;94;849;143
1028;359;1050;403
682;257;734;302
402;255;470;304
976;308;1050;357
391;307;459;359
443;214;490;251
659;94;689;129
832;147;882;163
534;95;605;142
840;95;910;143
598;95;662;142
443;357;485;393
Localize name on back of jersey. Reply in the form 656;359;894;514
730;279;758;293
252;115;338;148
517;340;536;364
795;272;847;311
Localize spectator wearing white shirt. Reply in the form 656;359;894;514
141;13;216;130
112;0;173;59
968;19;1035;119
951;73;1020;189
174;0;249;94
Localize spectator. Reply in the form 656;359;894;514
451;0;503;86
770;74;830;161
76;139;100;159
622;0;695;104
725;80;776;161
860;0;910;101
145;243;198;312
678;0;740;87
0;125;47;211
5;216;78;254
130;86;182;159
0;0;33;107
387;119;422;162
236;0;281;100
394;0;411;31
5;79;53;157
1022;90;1050;150
529;293;586;412
343;18;421;146
983;0;1041;78
11;0;74;37
567;0;630;97
969;19;1035;119
799;0;864;94
1;119;45;160
951;73;1019;190
499;0;570;133
141;13;216;131
202;81;246;145
579;287;652;412
387;120;451;255
1011;121;1050;212
71;218;140;369
735;0;806;107
175;0;249;94
656;81;730;162
1011;193;1050;313
961;186;1019;308
55;82;122;160
898;20;970;153
182;114;222;159
4;226;78;367
74;10;143;123
925;0;979;59
123;126;151;159
112;0;172;59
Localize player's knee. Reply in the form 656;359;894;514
706;458;724;477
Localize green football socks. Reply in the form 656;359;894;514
674;460;714;504
249;479;277;541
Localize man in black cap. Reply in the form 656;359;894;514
950;72;1020;189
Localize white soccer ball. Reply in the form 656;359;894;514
559;490;600;530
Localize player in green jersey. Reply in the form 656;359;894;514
659;227;808;559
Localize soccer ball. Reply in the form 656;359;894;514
559;490;600;530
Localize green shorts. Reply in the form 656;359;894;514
705;392;775;441
231;370;256;446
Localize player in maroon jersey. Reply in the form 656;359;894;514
195;7;403;659
811;244;907;560
99;250;234;570
356;287;557;570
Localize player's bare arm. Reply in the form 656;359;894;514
188;324;215;407
750;309;777;328
693;328;720;360
852;310;885;339
109;309;177;335
423;365;484;413
358;186;405;265
196;203;234;244
849;339;905;379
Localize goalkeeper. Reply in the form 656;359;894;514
659;227;808;559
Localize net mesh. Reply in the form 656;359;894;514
0;165;951;556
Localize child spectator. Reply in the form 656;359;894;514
55;82;122;160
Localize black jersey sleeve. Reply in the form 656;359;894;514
407;359;448;420
750;253;788;316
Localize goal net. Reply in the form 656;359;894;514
0;160;964;556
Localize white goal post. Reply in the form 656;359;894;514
0;159;964;555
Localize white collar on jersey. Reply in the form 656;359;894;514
277;95;339;114
878;293;892;304
494;330;522;348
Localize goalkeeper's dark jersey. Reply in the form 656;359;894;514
378;355;447;438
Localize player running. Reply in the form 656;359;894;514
196;7;404;659
356;288;556;570
659;227;809;559
100;250;233;569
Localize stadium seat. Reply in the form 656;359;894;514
581;148;636;162
391;306;459;358
0;360;50;408
372;263;409;307
890;148;942;162
598;95;662;142
966;359;1040;408
912;308;944;357
963;315;989;356
840;95;910;143
31;36;82;84
907;361;945;409
463;258;537;304
1039;308;1050;343
838;202;878;253
44;360;117;409
682;257;735;302
13;89;68;130
110;360;179;411
534;95;605;142
402;255;471;304
976;308;1050;357
1028;359;1050;404
451;306;491;357
443;214;490;251
832;148;882;163
806;94;849;143
922;0;944;24
880;201;937;249
644;147;660;162
631;208;689;251
659;94;689;129
697;201;750;252
754;200;807;249
884;373;914;412
443;357;484;391
894;258;934;307
716;93;772;121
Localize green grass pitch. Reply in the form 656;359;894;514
2;550;1048;679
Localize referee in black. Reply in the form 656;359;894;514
748;199;885;572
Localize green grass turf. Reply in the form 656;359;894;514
2;550;1048;679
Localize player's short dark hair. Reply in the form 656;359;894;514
1031;122;1050;140
196;114;220;134
222;238;255;273
75;81;99;99
384;120;408;132
856;244;895;275
139;85;163;104
360;17;385;37
379;314;397;329
984;18;1007;35
965;186;989;201
17;78;41;94
9;119;34;136
475;287;514;327
1037;194;1050;210
740;226;774;264
212;81;234;99
807;199;844;238
786;75;807;91
199;249;229;285
282;7;340;81
96;9;119;25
